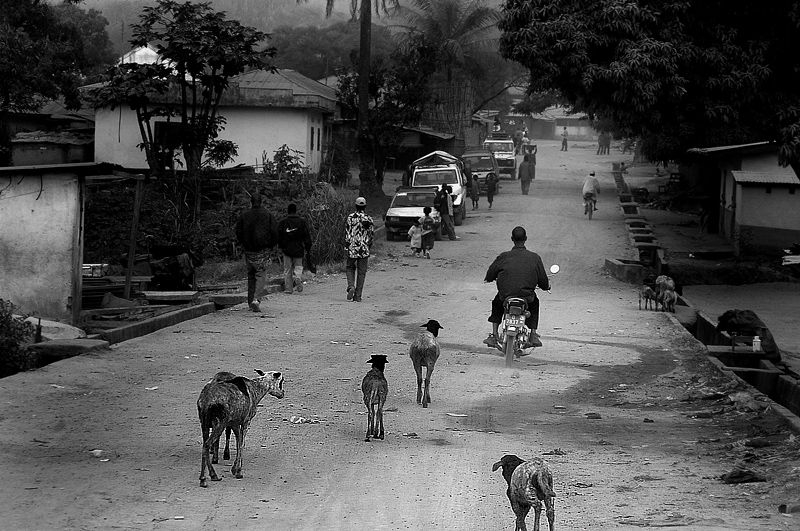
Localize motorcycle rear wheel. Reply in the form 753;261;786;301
504;333;516;367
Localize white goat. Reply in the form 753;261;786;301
197;369;284;487
409;319;443;408
493;454;556;531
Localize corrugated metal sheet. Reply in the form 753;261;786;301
732;170;800;185
233;69;337;101
687;142;770;154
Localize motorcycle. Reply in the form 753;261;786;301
494;264;560;367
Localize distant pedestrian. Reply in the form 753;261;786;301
470;174;480;210
560;127;569;151
344;197;374;302
518;154;535;195
485;173;498;209
277;203;312;294
235;192;278;312
408;219;423;257
420;206;436;259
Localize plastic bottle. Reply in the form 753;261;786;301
752;336;761;353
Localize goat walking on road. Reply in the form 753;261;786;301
197;369;284;488
409;319;443;408
362;354;388;442
638;285;657;310
493;454;556;531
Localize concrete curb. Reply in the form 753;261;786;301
99;302;217;345
664;312;800;434
27;339;110;369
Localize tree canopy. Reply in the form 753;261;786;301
270;21;395;81
498;0;800;169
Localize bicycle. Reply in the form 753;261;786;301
583;193;597;220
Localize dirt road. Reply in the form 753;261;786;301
1;141;799;531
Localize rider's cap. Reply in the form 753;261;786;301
355;197;367;206
512;226;526;240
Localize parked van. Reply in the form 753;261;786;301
461;149;500;192
409;151;467;225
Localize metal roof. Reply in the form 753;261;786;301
687;142;771;155
731;170;800;185
233;69;337;101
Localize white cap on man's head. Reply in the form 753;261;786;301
355;197;367;206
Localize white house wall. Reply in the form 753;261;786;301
94;106;324;172
0;173;82;322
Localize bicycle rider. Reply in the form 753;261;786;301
582;171;600;215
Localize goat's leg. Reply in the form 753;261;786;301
230;425;244;478
377;403;385;440
544;497;555;531
512;502;530;531
222;427;232;461
414;363;423;404
200;425;224;487
532;499;542;531
422;365;434;407
365;404;373;442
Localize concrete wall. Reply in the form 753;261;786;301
13;142;93;166
94;105;325;172
0;172;83;322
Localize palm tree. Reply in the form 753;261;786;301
298;0;399;194
391;0;501;83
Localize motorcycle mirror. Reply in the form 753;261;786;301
549;264;560;275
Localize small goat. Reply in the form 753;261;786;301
659;288;677;312
362;354;388;442
197;369;284;487
638;285;657;310
493;454;555;531
409;319;443;408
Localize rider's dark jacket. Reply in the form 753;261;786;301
484;242;550;301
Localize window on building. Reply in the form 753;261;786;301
766;186;772;194
311;128;314;151
317;127;321;151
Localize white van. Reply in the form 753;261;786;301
483;133;516;178
410;151;467;225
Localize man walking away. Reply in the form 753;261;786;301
518;154;535;195
277;203;312;294
235;192;277;312
344;197;374;302
561;127;569;151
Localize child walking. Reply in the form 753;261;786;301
470;174;480;209
407;219;423;257
420;206;436;259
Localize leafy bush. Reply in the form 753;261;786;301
0;300;35;378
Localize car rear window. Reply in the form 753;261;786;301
414;170;457;185
484;141;514;152
392;193;436;207
463;156;495;171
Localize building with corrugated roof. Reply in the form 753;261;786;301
90;46;339;173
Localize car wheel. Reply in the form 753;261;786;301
454;208;463;226
386;231;395;241
435;226;443;241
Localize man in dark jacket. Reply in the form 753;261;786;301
483;226;550;349
277;203;312;294
235;192;278;312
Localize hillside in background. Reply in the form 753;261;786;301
79;0;355;55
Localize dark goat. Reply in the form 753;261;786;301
362;355;388;442
409;319;443;408
493;454;556;531
203;372;235;464
197;369;284;487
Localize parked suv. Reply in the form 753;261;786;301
461;149;500;192
409;150;467;225
384;187;442;241
482;133;516;179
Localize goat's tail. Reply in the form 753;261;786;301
525;470;555;503
202;403;226;427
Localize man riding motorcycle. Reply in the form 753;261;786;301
483;226;550;350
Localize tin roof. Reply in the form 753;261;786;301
687;142;771;155
731;170;800;185
232;69;337;101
